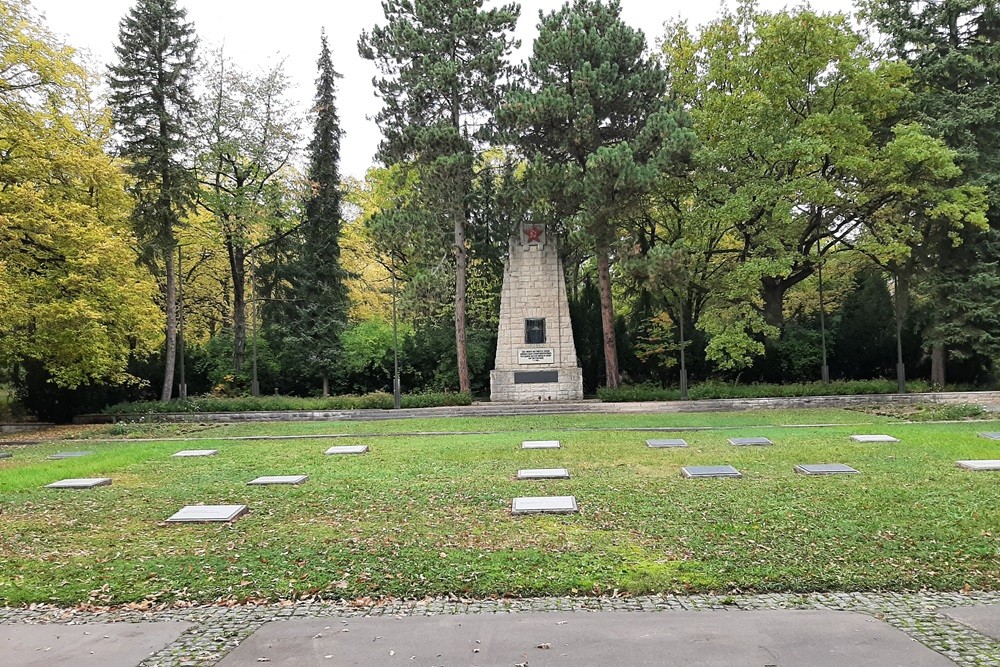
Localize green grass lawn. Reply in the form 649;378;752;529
0;409;997;606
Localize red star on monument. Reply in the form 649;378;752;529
526;225;543;243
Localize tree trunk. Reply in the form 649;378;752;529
931;342;946;387
596;241;620;388
454;208;471;393
160;248;177;402
322;372;330;398
229;243;247;374
760;277;786;329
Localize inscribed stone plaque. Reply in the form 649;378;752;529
794;464;859;476
978;432;1000;440
646;439;688;448
166;504;247;523
512;495;578;514
728;437;772;446
324;445;369;455
45;477;112;489
0;452;11;459
850;434;899;442
172;449;218;457
518;348;555;365
682;465;742;479
47;451;93;459
956;460;1000;471
513;370;559;384
247;475;309;485
517;468;570;480
522;440;560;449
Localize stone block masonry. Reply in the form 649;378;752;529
490;227;583;402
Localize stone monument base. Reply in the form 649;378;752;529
490;367;583;402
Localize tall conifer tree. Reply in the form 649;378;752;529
359;0;519;394
277;32;350;396
108;0;197;401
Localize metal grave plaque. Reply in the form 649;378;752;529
978;432;1000;440
517;348;555;365
728;437;772;446
956;460;1000;471
247;475;309;485
513;370;559;384
794;463;859;475
325;445;369;455
646;439;688;448
512;495;578;515
517;468;570;480
166;504;247;523
172;449;218;457
682;465;742;479
47;451;93;460
850;434;899;442
45;477;112;489
522;440;560;449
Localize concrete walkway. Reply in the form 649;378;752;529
2;592;998;666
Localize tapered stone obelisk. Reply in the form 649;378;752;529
490;223;583;402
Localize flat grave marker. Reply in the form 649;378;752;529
172;449;218;457
522;440;560;449
979;432;1000;440
728;437;772;446
956;460;1000;471
794;463;859;476
166;504;247;523
324;445;369;455
47;451;93;460
646;439;688;448
45;477;112;489
512;495;578;515
517;468;570;480
850;434;899;443
247;475;309;485
0;452;11;459
682;465;742;479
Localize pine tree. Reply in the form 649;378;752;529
108;0;197;401
272;32;350;396
500;0;695;388
359;0;519;394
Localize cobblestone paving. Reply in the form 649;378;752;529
2;592;998;666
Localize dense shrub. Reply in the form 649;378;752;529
102;391;473;415
597;379;933;402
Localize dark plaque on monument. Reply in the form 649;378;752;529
513;370;559;384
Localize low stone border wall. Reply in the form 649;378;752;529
74;391;1000;424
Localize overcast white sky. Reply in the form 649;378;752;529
31;0;855;178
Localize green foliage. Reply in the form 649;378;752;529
101;390;472;415
597;379;932;402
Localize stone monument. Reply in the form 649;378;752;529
490;223;584;402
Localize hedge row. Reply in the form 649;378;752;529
597;379;932;402
102;391;473;415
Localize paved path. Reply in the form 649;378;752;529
2;592;998;666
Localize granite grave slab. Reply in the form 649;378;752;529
956;460;1000;471
165;504;247;523
324;445;369;455
979;432;1000;440
517;468;570;480
0;452;11;459
682;465;742;478
216;610;955;667
646;438;688;448
512;495;578;514
172;449;217;457
850;434;899;442
45;477;112;489
47;451;93;460
794;463;859;475
0;621;192;667
728;437;772;446
247;475;309;485
940;605;1000;642
521;440;560;449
